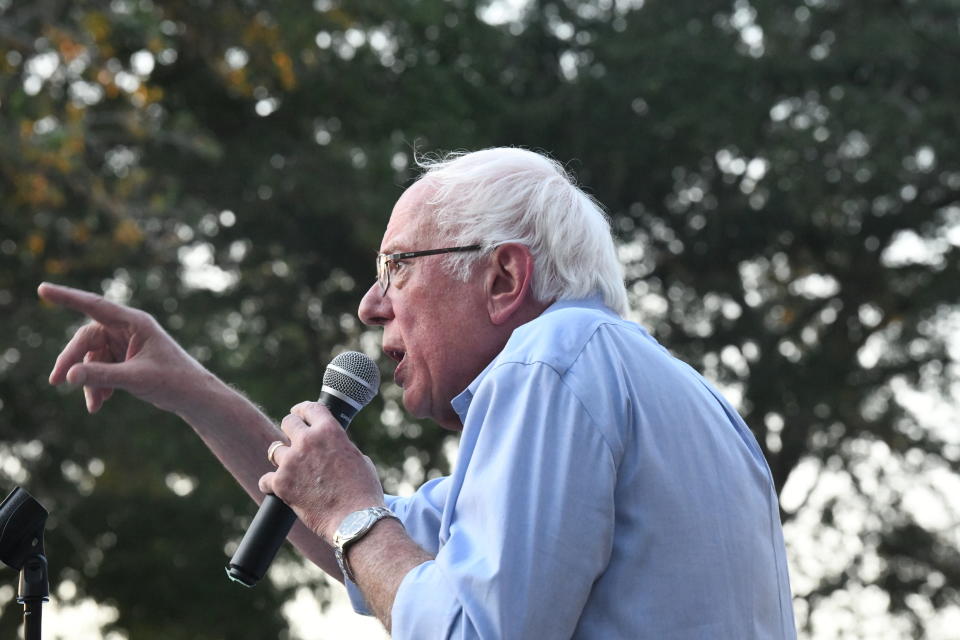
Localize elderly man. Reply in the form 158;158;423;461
40;148;796;638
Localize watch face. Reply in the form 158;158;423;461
340;510;371;537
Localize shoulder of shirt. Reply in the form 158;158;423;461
488;296;652;380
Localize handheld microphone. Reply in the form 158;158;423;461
226;351;380;587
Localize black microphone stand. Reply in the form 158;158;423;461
1;487;50;640
19;550;49;640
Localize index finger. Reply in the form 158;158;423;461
38;282;139;327
290;401;336;427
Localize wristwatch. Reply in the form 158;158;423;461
333;506;400;582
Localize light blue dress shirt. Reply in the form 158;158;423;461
350;297;796;639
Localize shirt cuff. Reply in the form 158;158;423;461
345;575;374;616
391;560;464;638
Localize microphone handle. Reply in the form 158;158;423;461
226;392;358;587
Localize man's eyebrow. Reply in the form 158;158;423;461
379;243;410;256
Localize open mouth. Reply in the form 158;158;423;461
385;348;407;388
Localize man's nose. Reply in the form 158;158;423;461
358;281;392;326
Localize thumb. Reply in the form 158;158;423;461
258;472;275;496
67;360;136;390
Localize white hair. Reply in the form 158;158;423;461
416;147;630;316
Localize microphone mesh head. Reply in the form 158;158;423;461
323;351;380;407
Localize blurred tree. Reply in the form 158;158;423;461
0;0;957;638
531;0;960;637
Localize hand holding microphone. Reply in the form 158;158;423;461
226;351;381;587
38;285;387;588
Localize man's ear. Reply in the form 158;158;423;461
484;243;535;325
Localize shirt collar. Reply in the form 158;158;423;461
450;295;611;421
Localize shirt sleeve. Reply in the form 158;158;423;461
391;361;617;639
346;478;451;615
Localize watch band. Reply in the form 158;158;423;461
334;506;400;582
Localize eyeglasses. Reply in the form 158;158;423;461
376;245;482;294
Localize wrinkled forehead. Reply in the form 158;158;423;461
380;179;442;253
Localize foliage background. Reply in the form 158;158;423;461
1;0;958;637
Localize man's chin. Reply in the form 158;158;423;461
399;388;425;419
398;386;464;430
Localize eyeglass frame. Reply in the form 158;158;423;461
376;245;483;294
